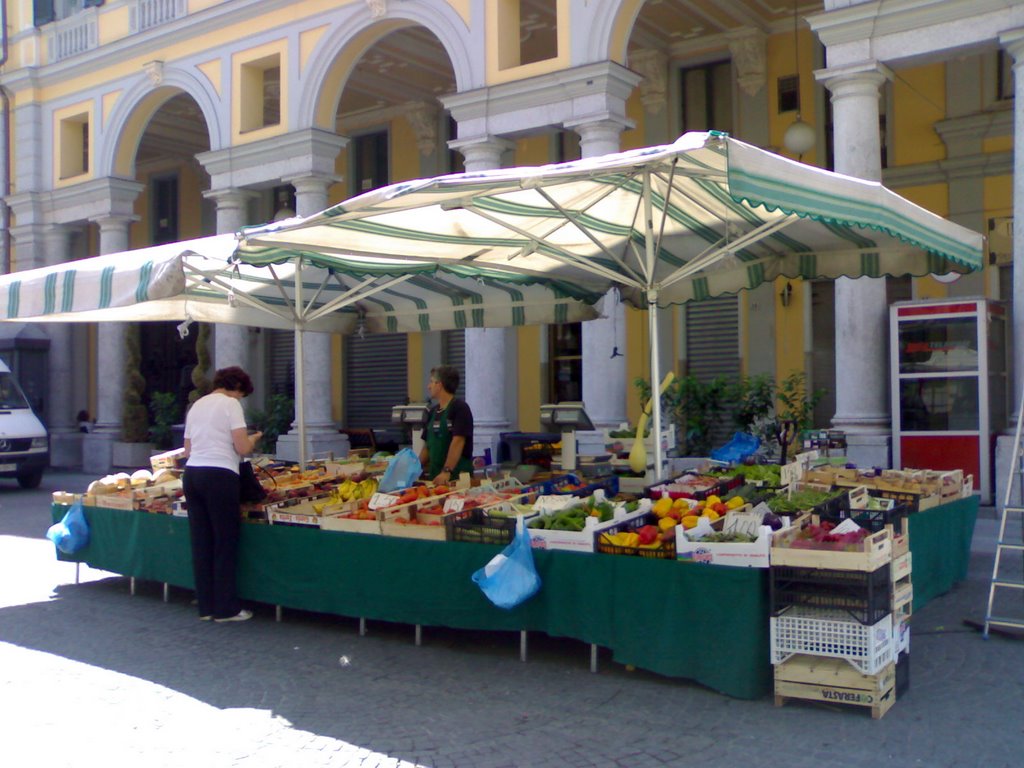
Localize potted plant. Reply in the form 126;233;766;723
148;391;179;450
112;323;156;468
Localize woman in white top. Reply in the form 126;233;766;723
182;366;262;622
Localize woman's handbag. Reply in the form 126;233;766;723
239;460;267;504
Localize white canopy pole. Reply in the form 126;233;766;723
293;256;307;467
643;170;664;478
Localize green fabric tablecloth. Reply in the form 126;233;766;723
906;495;978;611
53;505;771;699
50;494;978;700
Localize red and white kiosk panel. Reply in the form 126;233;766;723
889;298;1006;503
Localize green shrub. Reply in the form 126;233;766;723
246;394;294;453
121;324;149;443
148;391;179;450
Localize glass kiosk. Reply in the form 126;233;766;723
889;298;1007;503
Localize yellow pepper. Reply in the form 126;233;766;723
726;496;745;509
658;516;677;532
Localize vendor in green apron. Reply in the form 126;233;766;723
419;365;475;483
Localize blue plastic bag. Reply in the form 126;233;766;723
46;499;90;555
378;447;423;493
710;431;760;463
472;516;541;610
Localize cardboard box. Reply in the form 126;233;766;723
528;505;647;553
676;523;773;568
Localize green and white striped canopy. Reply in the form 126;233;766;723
238;131;983;306
0;234;603;333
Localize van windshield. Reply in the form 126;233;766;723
0;372;32;409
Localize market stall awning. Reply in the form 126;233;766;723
238;131;983;308
237;131;985;472
0;235;604;333
0;234;604;466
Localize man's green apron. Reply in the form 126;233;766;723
424;404;473;479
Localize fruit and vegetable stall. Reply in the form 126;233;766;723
50;453;978;710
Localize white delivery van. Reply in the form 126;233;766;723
0;360;49;488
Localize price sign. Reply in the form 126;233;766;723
724;503;769;537
443;496;465;514
780;460;802;488
368;492;400;510
796;449;819;467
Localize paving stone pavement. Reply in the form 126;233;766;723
1;471;1022;768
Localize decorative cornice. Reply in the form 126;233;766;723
726;28;767;98
197;128;348;187
629;49;668;115
402;101;440;155
442;61;640;138
882;149;1012;188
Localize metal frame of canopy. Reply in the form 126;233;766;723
239;131;984;475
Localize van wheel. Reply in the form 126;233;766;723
17;469;43;489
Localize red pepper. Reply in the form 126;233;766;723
637;525;659;546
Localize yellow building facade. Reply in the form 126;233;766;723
0;1;1016;476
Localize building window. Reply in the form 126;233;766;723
151;175;178;245
34;0;104;26
446;116;464;175
240;54;281;132
778;75;800;114
549;322;582;403
59;112;89;179
497;0;557;69
353;130;389;193
555;130;581;163
680;61;733;133
998;50;1015;101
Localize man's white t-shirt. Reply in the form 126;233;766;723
184;392;247;472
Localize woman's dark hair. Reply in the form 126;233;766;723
431;365;460;395
213;366;254;396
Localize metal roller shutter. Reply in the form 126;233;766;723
441;329;465;383
265;329;295;398
685;296;740;447
344;333;408;428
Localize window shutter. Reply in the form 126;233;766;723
685;296;740;447
441;329;465;387
344;334;408;428
265;329;295;399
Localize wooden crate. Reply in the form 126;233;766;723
380;507;465;540
892;577;914;617
891;551;912;582
774;654;897;719
321;510;382;535
771;519;892;571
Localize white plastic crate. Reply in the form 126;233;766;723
770;605;895;674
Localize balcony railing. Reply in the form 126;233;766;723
130;0;187;34
47;14;97;63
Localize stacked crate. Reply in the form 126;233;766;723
769;502;911;719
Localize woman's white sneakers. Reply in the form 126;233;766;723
214;609;253;623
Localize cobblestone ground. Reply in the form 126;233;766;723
1;472;1022;768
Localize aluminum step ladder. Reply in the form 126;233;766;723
983;390;1024;638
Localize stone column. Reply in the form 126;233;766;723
40;225;81;468
567;120;629;453
995;30;1024;508
82;215;134;474
818;62;892;468
275;175;350;461
204;189;256;372
446;137;517;459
